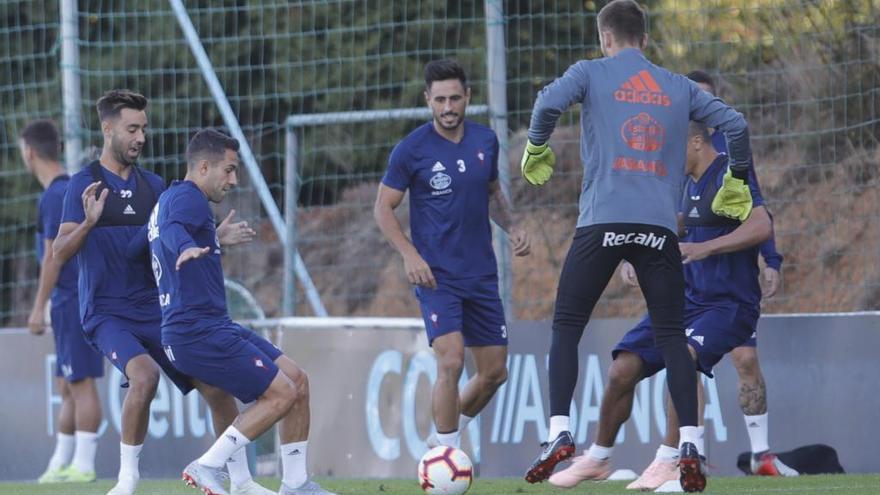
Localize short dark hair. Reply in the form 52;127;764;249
96;89;148;121
20;119;60;161
424;59;467;89
597;0;647;46
186;128;240;168
687;70;716;93
688;121;712;142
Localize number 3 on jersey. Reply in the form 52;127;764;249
457;159;466;173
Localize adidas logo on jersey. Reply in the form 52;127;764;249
614;70;671;107
432;161;446;172
689;206;700;218
123;204;136;215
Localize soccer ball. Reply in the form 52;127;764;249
417;446;474;494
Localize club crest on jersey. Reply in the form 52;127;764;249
477;151;485;164
621;112;666;152
429;172;452;195
432;161;446;172
151;253;162;282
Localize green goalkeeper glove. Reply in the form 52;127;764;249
711;167;753;222
520;140;555;186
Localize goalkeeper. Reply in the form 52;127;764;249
520;1;755;492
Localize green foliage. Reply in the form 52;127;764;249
0;0;877;322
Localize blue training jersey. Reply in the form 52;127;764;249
528;48;753;234
681;154;764;308
36;175;78;306
61;164;164;331
382;120;499;280
149;180;228;345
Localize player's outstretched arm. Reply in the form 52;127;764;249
488;180;530;256
680;206;772;264
53;181;108;264
216;209;256;246
373;183;436;289
521;63;588;186
527;62;590;148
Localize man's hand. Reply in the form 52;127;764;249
520;141;555;186
28;305;47;335
711;168;753;221
216;209;256;246
619;261;638;287
403;251;436;289
176;246;210;270
680;242;714;264
509;227;531;256
82;182;109;226
762;267;780;298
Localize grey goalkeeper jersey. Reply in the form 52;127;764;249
528;48;752;233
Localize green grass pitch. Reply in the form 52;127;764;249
1;475;879;495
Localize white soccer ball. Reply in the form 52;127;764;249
417;446;474;494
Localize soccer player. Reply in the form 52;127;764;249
519;1;756;491
373;59;531;451
54;91;268;495
21;119;104;484
150;129;334;495
680;69;790;477
557;121;778;491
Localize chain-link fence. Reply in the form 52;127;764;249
1;0;878;324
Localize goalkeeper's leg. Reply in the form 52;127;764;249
627;230;705;492
526;226;620;483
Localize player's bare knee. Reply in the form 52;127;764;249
265;373;298;414
607;354;641;392
435;348;465;379
732;348;760;378
289;367;310;404
482;365;508;389
128;368;160;400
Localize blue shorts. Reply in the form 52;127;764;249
51;298;104;382
162;322;282;404
414;274;507;347
90;316;193;394
613;304;759;378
